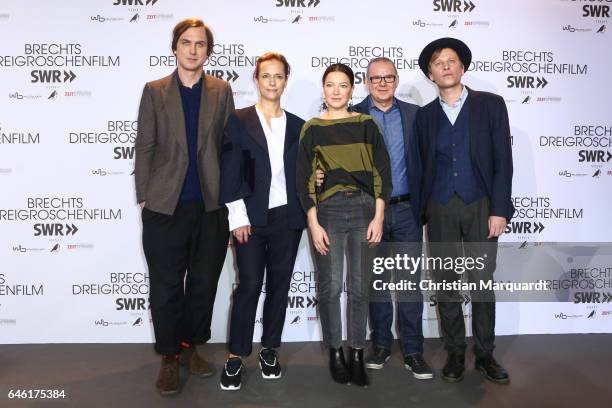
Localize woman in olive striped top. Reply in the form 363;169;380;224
296;63;392;388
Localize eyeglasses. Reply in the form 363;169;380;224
368;75;396;84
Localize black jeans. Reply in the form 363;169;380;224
426;195;497;358
315;190;374;349
142;202;229;355
228;205;302;356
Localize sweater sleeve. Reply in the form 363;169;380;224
219;113;252;204
367;118;392;204
296;122;318;211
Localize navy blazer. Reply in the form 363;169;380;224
219;105;306;230
414;87;515;222
352;96;422;225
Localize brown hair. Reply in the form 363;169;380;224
428;47;463;73
171;18;214;57
253;52;291;79
322;63;354;86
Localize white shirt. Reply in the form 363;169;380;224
225;106;288;231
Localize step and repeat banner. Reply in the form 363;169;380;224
1;0;611;344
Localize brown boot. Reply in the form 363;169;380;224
180;344;215;377
156;354;179;396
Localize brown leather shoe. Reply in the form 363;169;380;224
156;354;179;396
180;345;215;377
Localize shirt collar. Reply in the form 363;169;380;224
439;85;468;108
367;95;399;113
179;76;203;91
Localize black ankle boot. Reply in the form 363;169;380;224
329;347;350;385
349;347;369;387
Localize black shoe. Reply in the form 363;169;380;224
329;347;350;385
365;346;391;370
259;348;281;379
475;355;510;384
404;353;434;379
349;348;370;388
220;357;243;391
441;353;465;383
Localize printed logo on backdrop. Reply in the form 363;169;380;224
427;0;490;29
90;0;172;24
311;45;419;100
0;43;120;101
149;44;256;96
469;50;587;104
540;124;612;176
546;264;612;305
0;197;121;252
0;124;40;145
68;120;137;177
255;0;333;24
241;270;321;325
74;272;149;325
560;0;609;34
286;270;320;323
506;196;584;241
0;273;44;299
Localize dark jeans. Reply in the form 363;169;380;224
369;200;424;355
314;190;374;349
426;194;497;358
142;202;229;355
228;205;302;357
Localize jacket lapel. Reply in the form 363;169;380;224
430;102;440;160
162;72;187;155
245;106;269;155
398;100;411;160
197;74;217;154
466;86;479;163
283;113;298;158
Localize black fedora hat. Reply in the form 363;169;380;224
418;37;472;78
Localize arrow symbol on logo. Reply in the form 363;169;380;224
66;224;78;235
63;70;76;82
464;0;475;12
463;294;471;305
536;77;548;88
309;0;321;7
533;222;545;233
226;70;239;82
146;0;158;5
306;297;319;307
603;292;612;303
607;151;612;162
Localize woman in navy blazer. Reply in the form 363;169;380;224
218;52;306;391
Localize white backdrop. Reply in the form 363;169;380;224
1;0;611;344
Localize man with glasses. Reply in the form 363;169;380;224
352;57;433;380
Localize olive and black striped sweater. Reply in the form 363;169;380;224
296;113;392;211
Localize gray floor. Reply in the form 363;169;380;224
1;334;611;407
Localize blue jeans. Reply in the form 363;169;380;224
369;200;424;355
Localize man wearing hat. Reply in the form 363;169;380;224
414;38;514;384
